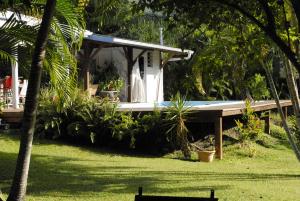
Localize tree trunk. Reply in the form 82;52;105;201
262;60;300;161
7;0;56;200
284;59;300;129
291;0;300;30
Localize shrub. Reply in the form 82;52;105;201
36;87;171;154
36;88;138;148
255;133;278;148
235;99;263;142
134;110;172;154
270;112;282;126
286;115;300;145
270;124;287;140
36;88;65;139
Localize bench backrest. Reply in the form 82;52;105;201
134;187;218;201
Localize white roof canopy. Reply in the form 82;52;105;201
84;31;194;59
0;11;40;27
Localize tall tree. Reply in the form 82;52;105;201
6;1;56;200
134;0;300;74
0;0;86;200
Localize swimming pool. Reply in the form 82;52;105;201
118;100;245;111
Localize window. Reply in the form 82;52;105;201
147;52;153;67
138;57;145;79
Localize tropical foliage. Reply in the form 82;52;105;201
0;1;87;200
164;93;192;158
235;100;264;142
0;0;86;108
36;88;172;154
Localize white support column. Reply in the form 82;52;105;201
12;54;19;109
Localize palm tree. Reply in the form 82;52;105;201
7;1;57;200
0;0;86;108
0;1;86;200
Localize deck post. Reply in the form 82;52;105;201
214;117;223;159
263;110;270;134
83;43;93;91
283;106;288;119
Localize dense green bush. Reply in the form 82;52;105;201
36;88;171;154
37;88;135;147
270;124;287;140
134;110;172;154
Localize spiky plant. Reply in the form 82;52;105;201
165;92;192;159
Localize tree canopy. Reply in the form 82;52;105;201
135;0;300;74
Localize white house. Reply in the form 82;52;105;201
0;11;194;107
80;32;194;103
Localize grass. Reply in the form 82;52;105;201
0;130;300;201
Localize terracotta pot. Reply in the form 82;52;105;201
197;150;215;162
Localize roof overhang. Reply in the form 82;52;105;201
0;11;40;27
83;31;194;60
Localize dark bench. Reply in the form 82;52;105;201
134;187;218;201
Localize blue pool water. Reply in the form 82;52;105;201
118;101;244;111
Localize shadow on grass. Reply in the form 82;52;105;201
0;151;230;196
1;132;300;200
0;130;161;160
1;149;300;198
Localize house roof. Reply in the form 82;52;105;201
0;10;194;59
0;11;40;27
84;31;194;59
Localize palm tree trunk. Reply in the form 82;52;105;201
262;60;300;161
284;59;300;132
7;0;56;200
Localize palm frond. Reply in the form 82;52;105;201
0;49;16;62
0;14;37;63
0;1;85;110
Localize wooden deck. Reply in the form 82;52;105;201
119;100;292;159
0;100;292;159
187;100;292;159
0;108;24;124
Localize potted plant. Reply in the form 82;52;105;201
192;135;215;162
92;62;125;101
99;78;124;101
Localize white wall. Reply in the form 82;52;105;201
93;47;163;103
144;50;163;102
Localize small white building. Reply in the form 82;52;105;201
0;10;194;106
80;32;194;103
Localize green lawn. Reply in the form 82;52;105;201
0;131;300;201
